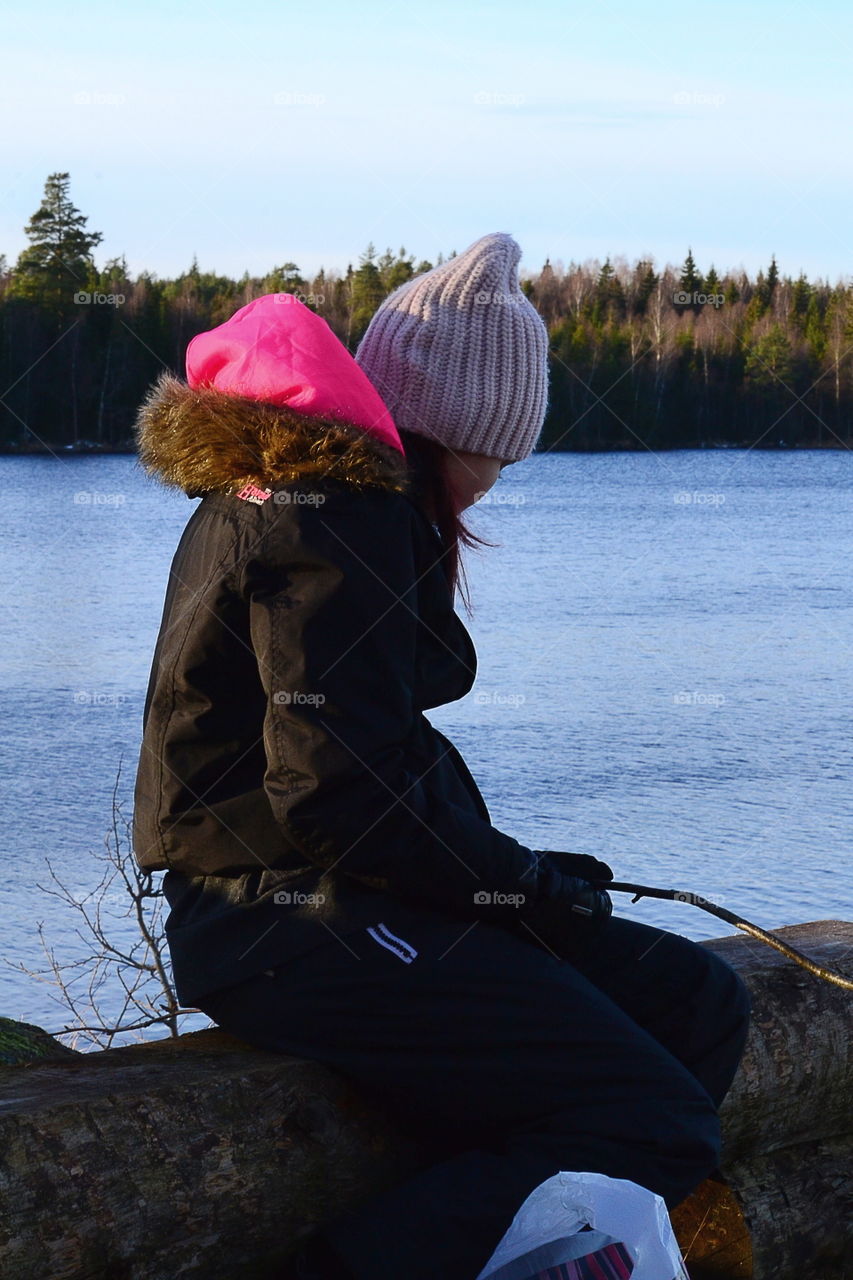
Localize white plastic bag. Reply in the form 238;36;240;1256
476;1171;689;1280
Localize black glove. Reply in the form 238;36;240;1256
516;870;613;958
536;850;614;884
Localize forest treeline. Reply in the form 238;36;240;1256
2;173;852;451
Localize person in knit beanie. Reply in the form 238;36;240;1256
355;231;549;465
131;226;750;1280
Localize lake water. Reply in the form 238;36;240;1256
1;449;851;1041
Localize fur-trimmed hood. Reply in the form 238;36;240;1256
134;372;410;500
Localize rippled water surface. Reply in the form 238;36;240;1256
1;449;851;1034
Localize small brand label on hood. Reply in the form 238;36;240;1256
235;483;273;505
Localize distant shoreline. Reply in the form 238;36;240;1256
0;442;138;455
0;439;846;457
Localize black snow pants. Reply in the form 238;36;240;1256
196;903;751;1280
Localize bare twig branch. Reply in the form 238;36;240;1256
6;755;200;1049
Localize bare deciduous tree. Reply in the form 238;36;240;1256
6;757;202;1051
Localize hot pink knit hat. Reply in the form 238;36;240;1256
354;233;549;461
186;294;403;453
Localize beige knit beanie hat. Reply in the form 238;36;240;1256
354;232;549;461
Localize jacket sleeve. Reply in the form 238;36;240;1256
244;490;565;924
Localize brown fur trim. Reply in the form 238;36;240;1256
134;372;410;498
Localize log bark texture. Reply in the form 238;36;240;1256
711;920;853;1278
0;919;850;1280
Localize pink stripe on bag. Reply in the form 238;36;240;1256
530;1242;634;1279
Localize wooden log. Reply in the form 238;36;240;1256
0;1032;432;1278
713;920;853;1163
0;1017;79;1066
0;919;850;1280
705;920;853;1279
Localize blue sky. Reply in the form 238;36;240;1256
2;0;851;283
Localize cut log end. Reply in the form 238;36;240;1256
671;1176;753;1278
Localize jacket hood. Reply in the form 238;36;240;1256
134;373;410;499
134;293;408;498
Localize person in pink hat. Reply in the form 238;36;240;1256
132;235;749;1280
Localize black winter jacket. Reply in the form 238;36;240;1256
132;374;565;1005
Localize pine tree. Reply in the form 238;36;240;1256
383;246;415;291
310;267;327;310
678;248;702;302
12;172;103;311
633;260;658;315
593;258;625;324
791;272;812;328
376;247;395;281
263;262;306;295
597;258;615;292
804;293;827;362
96;255;130;301
767;254;779;297
754;257;780;312
748;270;769;322
745;323;794;387
350;251;385;344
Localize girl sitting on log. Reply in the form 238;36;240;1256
132;233;750;1280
